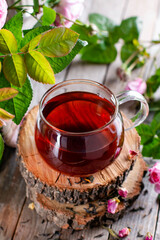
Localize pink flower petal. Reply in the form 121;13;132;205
118;187;128;198
119;227;131;238
107;198;119;214
54;0;84;27
0;0;8;29
125;78;147;94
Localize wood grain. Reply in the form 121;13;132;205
0;148;26;240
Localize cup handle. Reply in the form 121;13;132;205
116;90;149;131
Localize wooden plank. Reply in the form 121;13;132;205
104;0;159;93
0;148;26;240
13;1;127;239
124;0;159;41
66;0;127;83
111;178;159;239
13;198;60;240
154;208;160;240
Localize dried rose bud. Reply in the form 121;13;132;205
129;150;138;156
107;198;120;214
116;67;128;81
118;187;128;198
119;227;131;238
145;232;153;240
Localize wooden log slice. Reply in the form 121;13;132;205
17;106;140;204
27;156;147;230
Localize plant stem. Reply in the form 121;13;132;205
128;58;140;71
56;12;84;26
125;50;139;66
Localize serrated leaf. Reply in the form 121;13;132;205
3;12;23;50
0;134;4;164
119;17;142;42
24;50;55;84
21;34;42;53
0;72;33;125
0;88;18;102
21;26;53;48
0;29;17;54
39;27;79;57
0;108;14;120
89;13;116;32
80;43;117;63
3;54;27;87
42;6;56;26
47;39;87;73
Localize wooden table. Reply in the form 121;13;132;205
1;0;160;239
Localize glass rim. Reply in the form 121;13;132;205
39;79;119;136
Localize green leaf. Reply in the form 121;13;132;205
121;42;137;63
0;88;18;102
0;62;1;72
0;134;4;164
24;50;55;84
42;6;56;26
33;0;39;14
142;138;160;158
0;29;17;54
0;108;14;120
119;17;142;42
0;72;33;125
21;26;53;49
39;27;79;57
147;70;160;98
47;39;87;73
45;0;60;8
3;12;23;50
151;112;160;134
80;43;117;63
149;100;160;112
136;124;154;145
21;34;42;53
89;13;116;32
3;54;27;87
71;23;98;44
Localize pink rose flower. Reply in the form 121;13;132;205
149;162;160;184
54;0;84;27
145;232;153;240
119;227;131;238
107;198;120;214
118;187;128;198
125;78;147;94
0;0;8;29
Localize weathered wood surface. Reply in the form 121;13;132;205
0;0;160;239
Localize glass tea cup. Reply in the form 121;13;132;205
35;79;149;176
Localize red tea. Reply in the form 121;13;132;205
35;91;124;176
